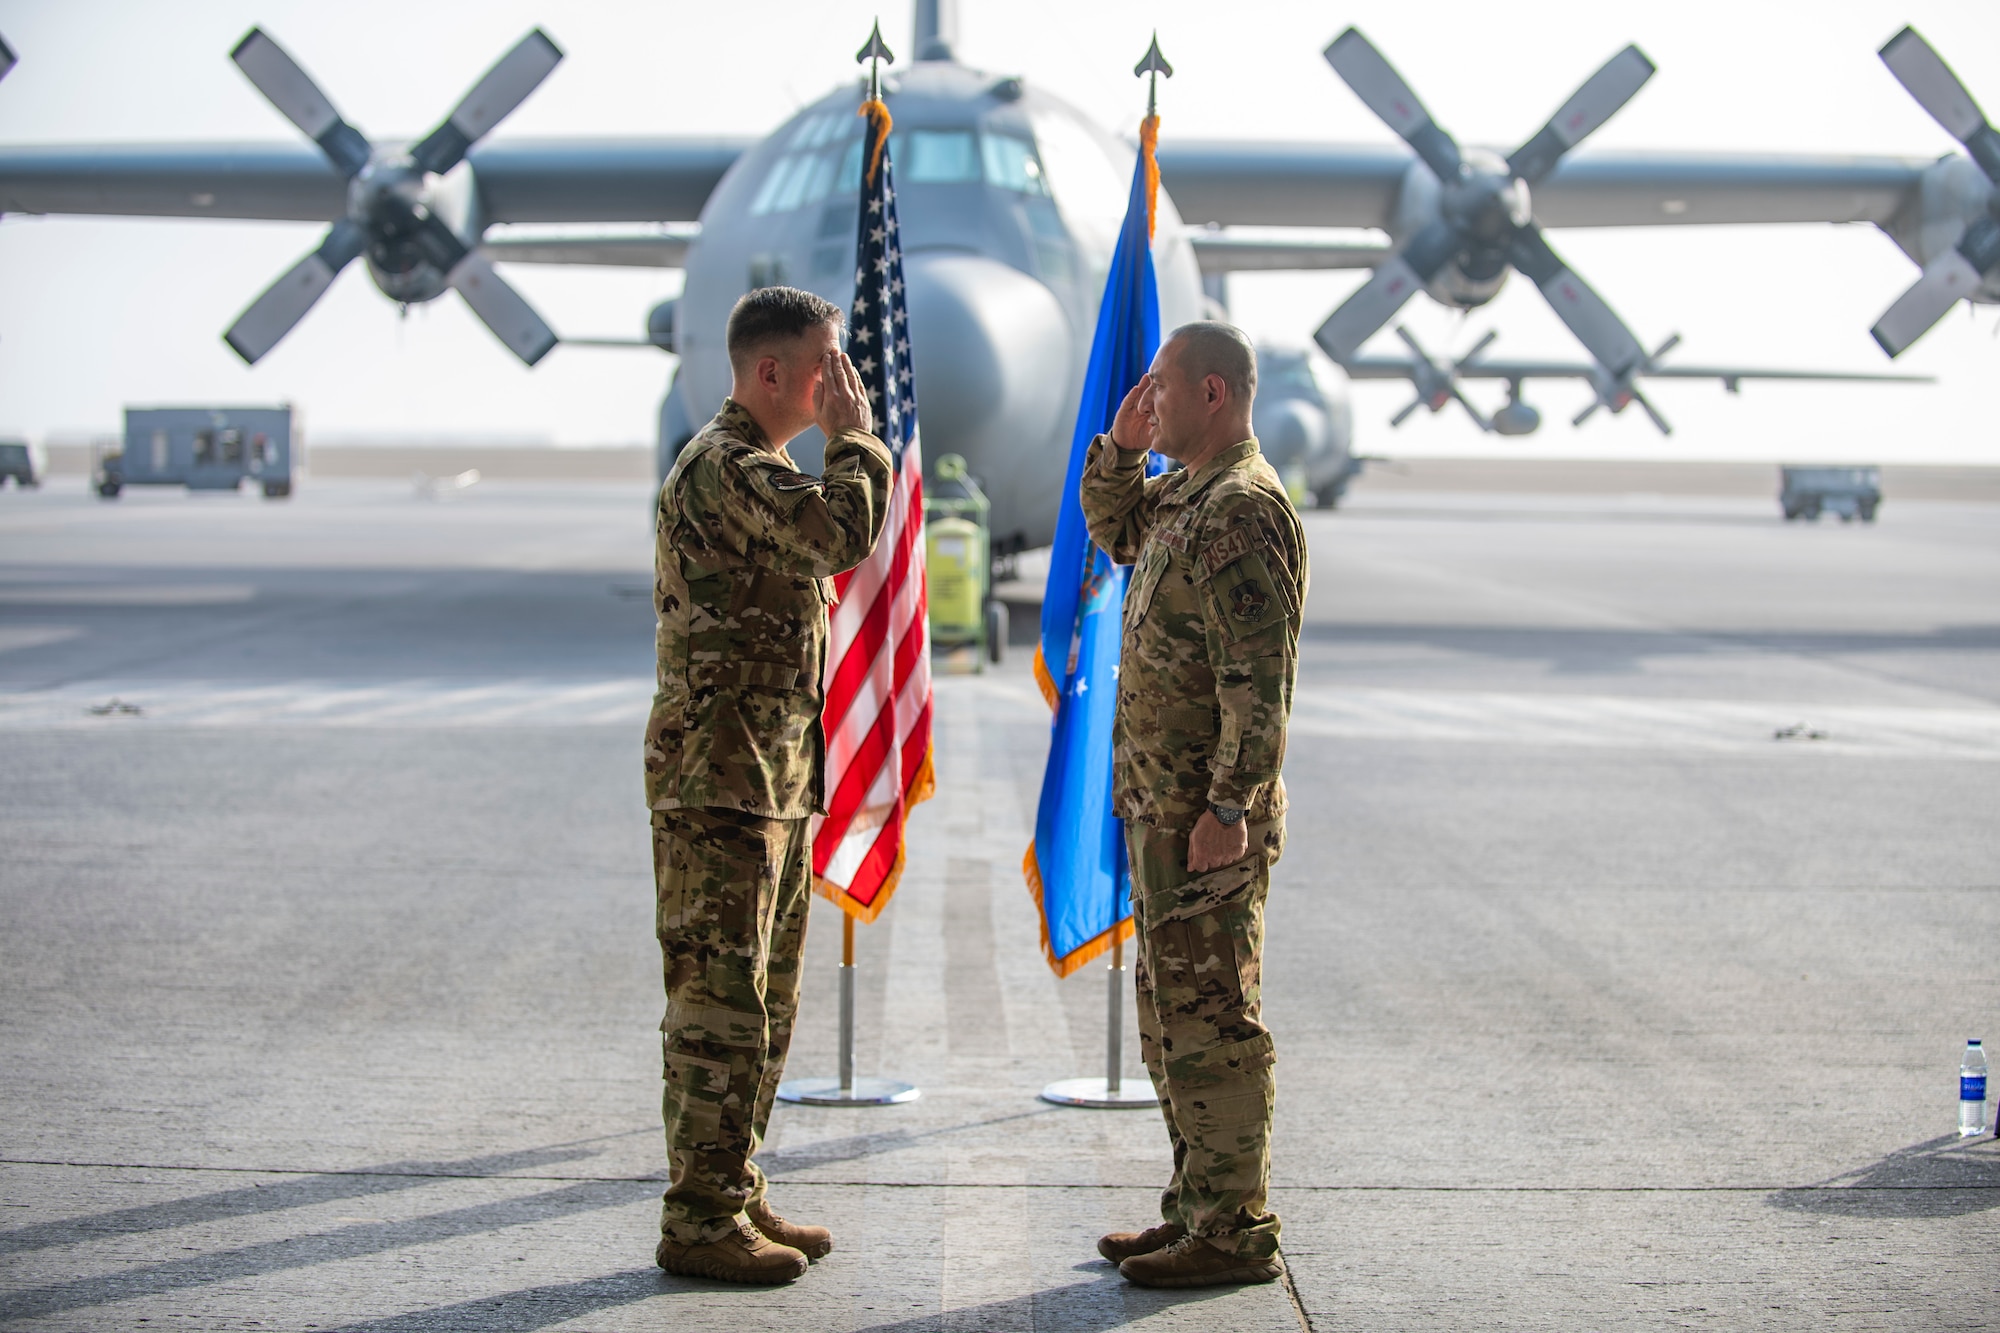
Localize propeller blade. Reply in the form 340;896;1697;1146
1508;44;1655;184
1629;386;1672;436
1392;324;1433;361
1315;258;1430;363
0;32;17;83
1323;28;1462;181
448;252;558;365
1456;330;1500;367
1389;396;1424;427
410;29;564;176
1315;223;1460;362
1507;225;1648;377
1450;387;1494;433
230;29;371;178
223;219;366;364
1870;241;1985;357
1879;27;2000;183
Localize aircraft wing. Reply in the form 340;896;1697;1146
0;137;752;224
1345;352;1934;386
1159;143;1930;229
479;225;699;267
1190;232;1390;272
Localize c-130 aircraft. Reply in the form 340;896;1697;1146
0;2;1990;550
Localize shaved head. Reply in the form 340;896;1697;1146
1163;321;1257;406
1139;319;1260;465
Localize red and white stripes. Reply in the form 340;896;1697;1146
812;437;933;920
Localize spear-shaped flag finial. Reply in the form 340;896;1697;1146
857;19;895;101
1134;32;1173;116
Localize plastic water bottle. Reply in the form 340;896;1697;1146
1961;1040;1989;1138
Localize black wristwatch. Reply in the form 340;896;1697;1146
1208;802;1245;827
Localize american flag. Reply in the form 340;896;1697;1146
811;96;933;922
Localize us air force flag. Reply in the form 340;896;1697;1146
1023;111;1165;977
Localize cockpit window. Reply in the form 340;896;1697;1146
981;133;1049;196
901;130;979;184
1264;357;1316;393
1030;112;1130;232
753;136;858;216
753;121;1052;215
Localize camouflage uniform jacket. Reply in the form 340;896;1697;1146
1079;436;1307;830
646;399;893;819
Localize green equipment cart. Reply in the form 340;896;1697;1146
924;454;1006;671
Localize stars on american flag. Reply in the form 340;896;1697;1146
851;139;918;460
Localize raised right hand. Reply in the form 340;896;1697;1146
815;350;874;438
1109;375;1152;452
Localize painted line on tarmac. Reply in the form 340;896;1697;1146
2;678;1997;759
1290;688;2000;760
0;679;656;730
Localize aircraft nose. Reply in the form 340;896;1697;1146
904;252;1072;545
1255;398;1323;473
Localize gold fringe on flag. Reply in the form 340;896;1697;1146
1023;842;1135;977
858;98;893;187
1032;643;1061;711
1140;113;1161;241
813;744;935;924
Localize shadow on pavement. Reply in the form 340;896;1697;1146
0;1177;657;1321
851;1273;1235;1333
1768;1133;2000;1218
318;1269;664;1332
0;1138;639;1258
305;1269;1232;1333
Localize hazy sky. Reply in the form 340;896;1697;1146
0;0;1994;461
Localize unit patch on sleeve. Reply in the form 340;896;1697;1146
1205;547;1296;642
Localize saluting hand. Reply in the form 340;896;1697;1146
1109;375;1154;453
815;349;874;438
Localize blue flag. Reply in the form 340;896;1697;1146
1024;116;1163;977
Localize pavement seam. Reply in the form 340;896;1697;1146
1280;1257;1316;1333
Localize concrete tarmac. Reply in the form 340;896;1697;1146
1;475;1996;1330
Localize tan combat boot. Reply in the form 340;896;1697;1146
747;1198;833;1260
1118;1234;1283;1288
655;1221;809;1284
1097;1221;1185;1264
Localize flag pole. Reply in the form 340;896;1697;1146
1041;926;1155;1108
779;905;918;1106
840;914;856;1095
776;19;921;1112
1106;932;1123;1094
1039;33;1171;1112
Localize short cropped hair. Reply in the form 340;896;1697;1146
726;286;843;368
1166;320;1258;405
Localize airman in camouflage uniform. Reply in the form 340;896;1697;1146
647;287;891;1285
1079;322;1307;1289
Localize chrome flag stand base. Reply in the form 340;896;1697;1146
1041;934;1158;1110
779;914;919;1108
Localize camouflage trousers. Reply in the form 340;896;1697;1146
1127;816;1282;1260
652;806;812;1245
